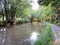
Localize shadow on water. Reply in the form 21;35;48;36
0;23;42;45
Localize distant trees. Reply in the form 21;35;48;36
38;0;60;24
38;0;60;7
0;0;32;25
0;0;17;25
14;0;31;23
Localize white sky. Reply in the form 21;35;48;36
31;0;39;10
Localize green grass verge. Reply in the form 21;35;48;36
34;24;54;45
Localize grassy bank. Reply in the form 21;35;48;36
34;24;54;45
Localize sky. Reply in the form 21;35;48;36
31;0;39;10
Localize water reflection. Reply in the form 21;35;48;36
30;32;40;45
0;28;6;32
2;39;5;43
0;23;41;45
0;28;6;45
24;32;40;45
0;38;2;43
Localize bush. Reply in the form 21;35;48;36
34;24;54;45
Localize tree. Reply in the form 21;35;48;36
38;0;60;7
15;0;31;22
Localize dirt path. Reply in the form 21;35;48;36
51;24;60;45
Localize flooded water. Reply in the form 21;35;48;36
0;23;42;45
24;32;40;45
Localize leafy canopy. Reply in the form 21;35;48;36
14;0;31;19
38;0;60;7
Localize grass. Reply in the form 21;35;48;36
34;24;54;45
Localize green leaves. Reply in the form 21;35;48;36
15;0;31;18
38;0;60;7
14;0;32;22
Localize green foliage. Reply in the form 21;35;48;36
38;0;60;7
15;0;31;22
42;5;54;17
30;5;54;22
15;0;31;18
34;24;54;45
31;10;40;18
38;5;54;20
